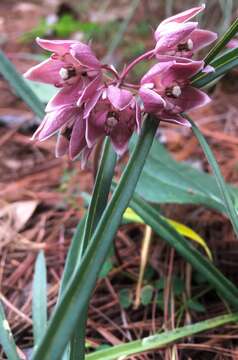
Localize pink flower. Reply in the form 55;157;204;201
85;86;141;155
154;5;217;58
139;59;210;126
226;39;238;49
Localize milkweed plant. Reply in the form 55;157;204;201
1;4;238;360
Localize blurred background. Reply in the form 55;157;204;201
1;1;238;359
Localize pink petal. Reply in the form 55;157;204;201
227;39;238;49
83;90;103;119
135;100;142;133
139;87;166;113
110;116;133;156
46;81;83;112
55;133;69;157
160;112;191;126
160;4;205;25
24;58;64;85
77;75;102;107
141;62;174;85
36;37;77;54
69;114;87;159
155;22;197;50
81;146;93;169
190;29;217;51
85;111;106;147
161;60;204;87
38;106;77;140
107;86;133;111
70;43;101;69
171;86;211;112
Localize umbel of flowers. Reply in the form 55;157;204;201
24;4;217;165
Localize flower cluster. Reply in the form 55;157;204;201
25;4;217;165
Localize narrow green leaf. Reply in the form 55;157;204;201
32;116;158;360
68;139;117;360
187;117;238;238
192;48;238;88
85;313;238;359
130;193;238;308
204;17;238;64
0;302;20;360
32;251;47;346
0;50;45;119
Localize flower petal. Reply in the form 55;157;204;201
160;112;191;126
141;62;174;85
46;80;83;112
55;133;69;157
107;86;133;111
155;22;197;50
24;58;64;85
171;86;211;112
135;100;142;133
139;87;166;113
190;29;217;51
36;37;77;54
83;90;103;119
77;75;102;106
69;114;87;159
38;106;77;140
86;111;106;147
70;43;101;69
160;4;205;26
227;39;238;49
161;59;204;87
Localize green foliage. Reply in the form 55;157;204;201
140;285;154;305
119;289;133;309
22;15;100;42
0;303;20;360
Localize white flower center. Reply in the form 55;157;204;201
106;116;118;128
171;85;182;98
187;39;193;50
59;68;69;80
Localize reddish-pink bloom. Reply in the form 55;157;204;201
139;59;210;126
154;5;217;58
85;86;141;155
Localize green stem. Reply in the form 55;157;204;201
32;116;158;360
70;139;117;360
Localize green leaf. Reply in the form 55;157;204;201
172;277;185;296
129;193;238;308
85;313;238;360
0;50;45;119
0;302;20;360
204;17;238;64
192;47;238;88
131;136;237;213
25;80;58;103
31;116;158;360
119;289;133;309
32;251;47;347
99;258;113;279
187;117;238;237
141;285;154;306
58;139;116;360
186;299;206;313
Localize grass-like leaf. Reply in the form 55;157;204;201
32;251;47;346
0;50;45;119
192;47;238;88
187;117;238;238
204;17;238;64
85;312;238;359
0;302;20;360
31;116;158;360
129;193;238;308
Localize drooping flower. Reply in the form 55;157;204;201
139;59;210;125
85;86;141;155
154;5;217;58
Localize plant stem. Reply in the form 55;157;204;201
32;116;158;360
120;49;155;83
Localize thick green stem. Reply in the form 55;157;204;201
32;116;158;360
